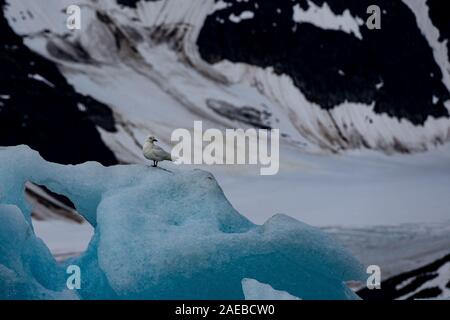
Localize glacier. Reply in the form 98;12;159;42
0;145;364;300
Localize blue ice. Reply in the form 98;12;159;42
0;146;364;299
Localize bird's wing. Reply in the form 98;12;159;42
153;145;172;160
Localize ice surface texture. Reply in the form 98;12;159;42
0;146;364;300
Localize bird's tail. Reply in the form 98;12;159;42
171;155;183;164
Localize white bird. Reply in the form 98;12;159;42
143;136;172;167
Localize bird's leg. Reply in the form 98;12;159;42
152;161;157;167
156;161;159;167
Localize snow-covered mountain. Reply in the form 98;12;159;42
1;0;450;162
0;0;117;165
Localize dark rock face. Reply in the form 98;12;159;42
198;0;450;125
206;99;273;129
117;0;161;8
0;0;118;166
358;253;450;300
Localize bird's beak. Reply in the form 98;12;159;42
154;139;158;142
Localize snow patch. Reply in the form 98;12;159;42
29;74;55;88
229;11;254;23
77;103;87;112
292;2;363;40
433;95;439;104
376;81;384;90
212;0;231;13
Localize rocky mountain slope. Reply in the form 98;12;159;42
1;0;449;160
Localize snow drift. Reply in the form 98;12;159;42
0;146;364;300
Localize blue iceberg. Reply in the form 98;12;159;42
0;146;365;300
